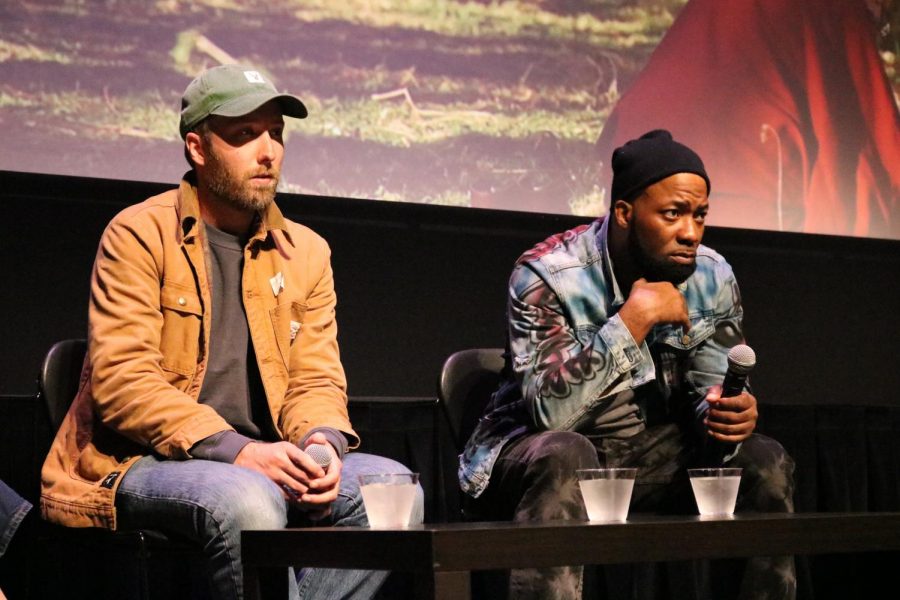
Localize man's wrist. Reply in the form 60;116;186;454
300;427;348;460
190;430;255;463
617;301;653;345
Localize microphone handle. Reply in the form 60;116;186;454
702;370;748;466
721;371;748;398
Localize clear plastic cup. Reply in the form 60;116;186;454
688;467;742;516
576;468;637;522
358;473;419;528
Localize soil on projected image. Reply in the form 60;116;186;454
0;1;668;215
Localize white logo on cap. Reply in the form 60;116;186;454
244;71;266;84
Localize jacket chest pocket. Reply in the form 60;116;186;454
269;301;308;368
159;284;203;376
655;316;715;393
660;315;714;351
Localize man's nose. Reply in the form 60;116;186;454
257;132;277;163
678;217;701;244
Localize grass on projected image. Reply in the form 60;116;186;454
0;0;896;218
0;0;687;213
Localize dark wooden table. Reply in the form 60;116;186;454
242;512;900;600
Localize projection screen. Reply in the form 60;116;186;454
1;0;897;238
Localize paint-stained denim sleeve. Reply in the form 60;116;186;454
508;263;654;431
682;261;746;433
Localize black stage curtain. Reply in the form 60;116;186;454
2;396;898;599
760;405;900;600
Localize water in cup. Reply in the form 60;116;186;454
688;467;742;516
577;468;637;522
358;473;419;528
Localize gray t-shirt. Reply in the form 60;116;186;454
190;223;347;463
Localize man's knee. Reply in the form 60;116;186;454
204;467;287;534
339;453;425;526
734;434;795;512
522;431;599;473
510;432;597;523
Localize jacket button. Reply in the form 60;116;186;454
682;334;691;344
178;297;187;306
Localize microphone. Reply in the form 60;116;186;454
283;443;333;500
721;344;756;398
304;443;333;469
702;344;755;465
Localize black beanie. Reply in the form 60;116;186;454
610;129;710;202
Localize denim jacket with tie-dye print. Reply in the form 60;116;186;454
459;217;745;498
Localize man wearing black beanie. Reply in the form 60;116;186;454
460;129;796;599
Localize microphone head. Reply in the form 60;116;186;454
305;443;333;469
726;344;756;374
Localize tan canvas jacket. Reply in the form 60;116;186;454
40;174;358;529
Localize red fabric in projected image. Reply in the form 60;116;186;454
596;0;899;238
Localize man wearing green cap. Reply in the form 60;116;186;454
41;64;422;600
459;130;795;599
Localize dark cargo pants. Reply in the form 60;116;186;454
468;424;796;600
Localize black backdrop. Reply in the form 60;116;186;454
2;170;899;600
2;169;898;406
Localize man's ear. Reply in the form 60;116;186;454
613;199;633;228
185;132;206;167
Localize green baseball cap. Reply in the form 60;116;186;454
179;64;307;139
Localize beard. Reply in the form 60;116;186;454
628;222;697;284
203;146;279;213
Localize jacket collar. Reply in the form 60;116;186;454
597;216;627;308
175;171;294;247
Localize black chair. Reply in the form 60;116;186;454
35;339;209;600
437;348;611;599
437;347;505;455
435;348;510;597
437;347;507;519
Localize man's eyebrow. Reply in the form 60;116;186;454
664;199;691;209
663;198;709;211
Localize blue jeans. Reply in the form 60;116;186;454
0;478;31;558
116;452;424;600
